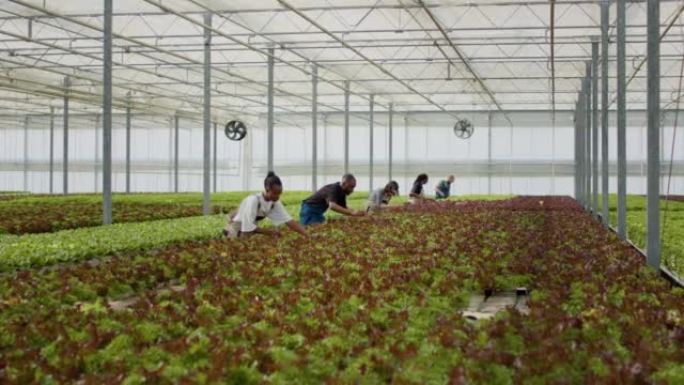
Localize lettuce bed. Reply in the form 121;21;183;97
2;197;684;384
0;192;347;235
603;195;684;276
0;193;371;272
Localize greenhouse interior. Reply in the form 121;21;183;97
2;0;684;383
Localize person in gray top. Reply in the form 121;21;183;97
366;181;400;212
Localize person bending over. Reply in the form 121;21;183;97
435;175;455;200
366;181;399;212
409;173;430;203
224;172;307;238
299;173;365;226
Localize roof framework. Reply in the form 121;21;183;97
0;0;683;124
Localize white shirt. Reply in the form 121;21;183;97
230;194;292;233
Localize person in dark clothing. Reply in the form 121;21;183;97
409;173;430;203
299;174;366;226
435;175;455;200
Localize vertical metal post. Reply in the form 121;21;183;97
267;47;275;172
591;39;599;214
95;114;100;193
600;1;609;225
23;116;28;192
168;118;173;192
617;0;627;239
577;88;586;205
551;115;556;195
49;106;54;194
63;76;69;194
583;73;589;207
488;111;493;195
102;0;113;224
174;115;179;193
202;13;212;215
369;95;374;192
344;81;350;175
574;99;580;200
311;64;318;191
584;62;592;208
125;94;131;193
213;122;218;192
646;0;660;269
404;114;409;193
388;103;393;181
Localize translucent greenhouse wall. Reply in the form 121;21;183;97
1;110;684;196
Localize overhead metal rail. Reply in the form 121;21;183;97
3;1;684;21
177;0;384;110
417;0;513;125
277;0;472;121
7;0;390;125
6;32;684;50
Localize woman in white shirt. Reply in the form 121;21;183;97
366;181;399;212
224;172;308;238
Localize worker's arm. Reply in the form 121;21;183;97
250;226;280;237
434;184;446;198
329;201;365;216
285;220;309;237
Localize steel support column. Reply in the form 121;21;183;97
102;0;113;224
488;111;493;195
585;62;592;208
95;114;100;193
388;103;393;182
579;78;588;207
591;40;599;214
168;119;172;192
63;76;69;194
125;95;131;193
174;115;179;193
311;64;318;191
369;94;374;192
404;114;409;193
574;98;580;201
344;80;350;175
600;1;610;225
213;122;218;192
579;89;587;206
581;79;589;207
202;13;212;215
617;0;627;240
23;116;28;192
646;0;660;269
49;106;54;194
267;47;275;172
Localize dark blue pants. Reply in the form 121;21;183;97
299;203;326;226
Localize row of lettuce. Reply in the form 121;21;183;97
0;193;372;272
2;198;684;383
2;192;684;277
0;192;321;235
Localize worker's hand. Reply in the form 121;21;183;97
352;210;366;217
270;229;281;238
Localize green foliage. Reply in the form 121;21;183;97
604;194;684;277
2;196;684;383
0;192;371;272
652;363;684;384
0;215;225;271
